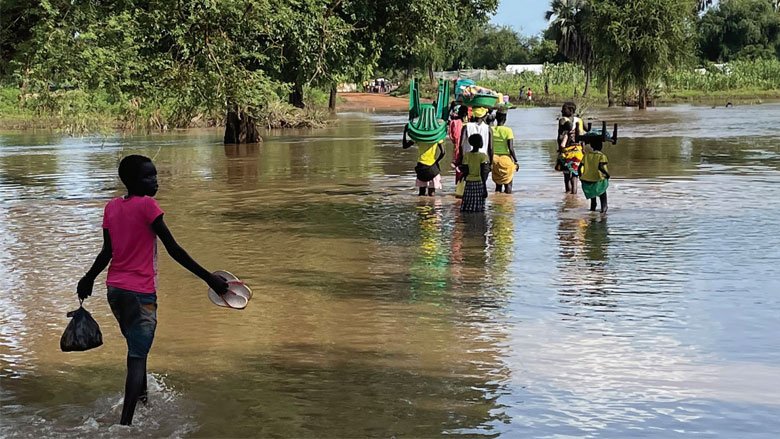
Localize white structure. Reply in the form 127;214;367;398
505;64;545;75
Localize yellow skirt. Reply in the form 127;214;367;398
491;155;516;185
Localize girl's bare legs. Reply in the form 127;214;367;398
563;173;571;193
418;187;426;196
120;356;146;425
495;184;503;192
599;192;608;213
505;181;513;194
570;176;579;195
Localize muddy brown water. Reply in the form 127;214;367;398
1;104;779;438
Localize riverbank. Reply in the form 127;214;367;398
338;93;409;112
0;86;331;132
4;88;780;132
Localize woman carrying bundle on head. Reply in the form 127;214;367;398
556;101;585;194
491;109;519;194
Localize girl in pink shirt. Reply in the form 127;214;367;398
77;155;228;425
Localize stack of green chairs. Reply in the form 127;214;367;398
406;79;450;144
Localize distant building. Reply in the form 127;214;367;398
505;64;545;75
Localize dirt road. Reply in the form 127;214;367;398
338;93;408;112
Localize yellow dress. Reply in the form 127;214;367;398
491;126;516;185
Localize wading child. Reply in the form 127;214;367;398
403;125;445;196
458;134;491;212
76;155;229;425
578;139;611;212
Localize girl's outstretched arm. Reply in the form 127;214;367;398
151;215;228;294
77;229;112;299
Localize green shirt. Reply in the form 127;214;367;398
581;150;609;182
463;151;489;182
492;126;514;156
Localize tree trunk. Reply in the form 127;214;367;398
289;80;305;108
638;87;647;110
544;78;549;95
224;107;261;144
607;74;615;107
328;85;337;112
428;64;434;84
583;68;591;97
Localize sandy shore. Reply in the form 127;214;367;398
338;93;408;112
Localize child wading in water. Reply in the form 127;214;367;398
76;155;229;425
579;138;611;212
458;134;490;212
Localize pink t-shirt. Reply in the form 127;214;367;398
102;196;164;293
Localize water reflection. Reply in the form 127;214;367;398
409;201;449;302
224;143;260;184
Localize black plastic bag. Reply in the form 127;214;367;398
60;303;103;352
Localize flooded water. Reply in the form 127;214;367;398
1;103;779;438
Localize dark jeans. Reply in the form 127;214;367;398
107;287;157;358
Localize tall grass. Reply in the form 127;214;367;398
480;63;590;100
479;59;780;101
664;59;780;92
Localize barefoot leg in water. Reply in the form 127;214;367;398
120;356;146;425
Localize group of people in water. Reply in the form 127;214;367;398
403;101;612;214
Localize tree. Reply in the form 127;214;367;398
2;0;499;138
377;0;498;79
587;0;697;109
698;0;780;62
468;26;533;68
545;0;594;96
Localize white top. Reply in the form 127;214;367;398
462;121;490;157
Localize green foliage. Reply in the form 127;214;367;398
545;0;593;66
698;0;780;62
468;26;534;68
665;59;780;91
2;0;500;127
377;0;499;73
586;0;697;107
480;63;589;99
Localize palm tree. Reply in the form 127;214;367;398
545;0;594;96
